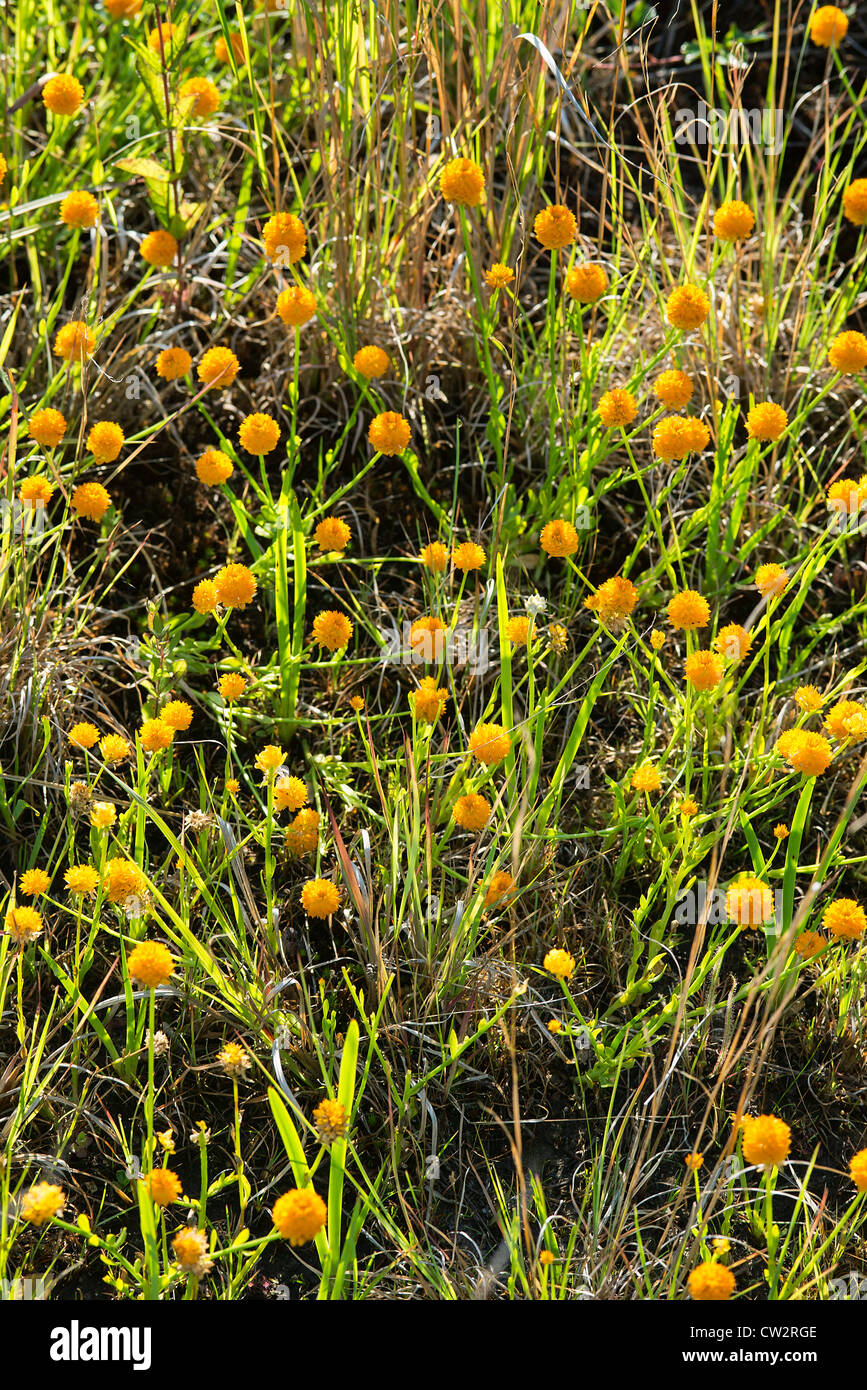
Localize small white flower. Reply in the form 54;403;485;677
525;594;548;618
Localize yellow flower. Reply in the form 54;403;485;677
139;718;174;753
215;564;257;609
543;948;575;980
741;1113;791;1168
809;5;849;46
313;609;353;651
829;330;867;374
106;0;144;16
666;284;710;331
313;1098;347;1144
823;898;866;940
548;623;568;652
713;199;755;241
746;402;787;442
197;346;240;390
350;696;364;712
794;930;825;959
685;1152;704;1171
585;575;639;625
217;1042;251;1077
369;412;411;455
667;589;710;630
54;320;95;361
688;1262;735;1301
301;878;341;918
99;733;131;764
506;615;530;646
452;540;486;572
263;212;306;264
19;476;54;507
127;940;176;988
71;482;111;521
216;32;246;64
156;347;192;381
410;676;449;724
145;1168;183;1206
21;1182;65;1226
534;204;577;250
547;1019;561;1034
90;801;116;830
652;415;710;460
420;541;448;572
5;905;43;945
104;858;144;905
452;792;491;831
685;651;724;690
161;700;192;732
172;1228;213;1276
726;874;774;928
239;413;280;455
540;519;579;557
485;263;514;289
631;762;661;793
179;78;220;118
140;229;178;268
653;369;693;411
277;286;317;327
680;797;699;817
754;562;788;597
274;776;307;812
597;388;637;428
147;22;179;53
825;698;867;741
468;722;511;766
284;808;320;855
438;157;485;206
42;75;84;117
256;745;286;775
196;449;233;486
410;615;447;661
564;262;607;303
272;1187;327;1244
315;516;351;551
650;630;665;651
827;476;867;514
777;730;833;776
353;345;389;378
225;778;240;796
842;179;867;226
28;408;67;448
539;1249;557;1265
483;870;515;907
0;153;5;182
192;579;219;615
218;672;246;702
87;421;124;463
794;684;824;712
64;865;100;895
849;1149;867;1192
714;624;751;661
60;190;98;228
773;824;789;840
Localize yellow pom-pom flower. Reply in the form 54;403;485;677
87;421;124;463
452;792;491;831
726;874;774;928
179;78;220;118
829;330;867;373
140;229;178;268
540;519;579;557
127;940;176;988
666;284;710;330
746;402;788;441
215;563;257;609
54;320;95;361
42;75;84;116
809;5;849;46
667;589;710;630
543;948;575;980
597;388;637;428
263;212;306;264
653;369;693;411
712;200;755;241
468;722;511;766
315;516;351;551
565;262;607;303
822;898;866;940
197;346;240;389
353;345;389;378
277;286;317;327
60;190;99;228
195;449;233;486
21;1182;66;1226
741;1113;791;1168
301;878;341;918
684;650;724;691
28;408;67;448
239;413;280;455
534;204;577;250
156;347;192;381
312;609;353;651
688;1262;735;1301
272;1187;327;1244
368;412;411;455
438;157;485;206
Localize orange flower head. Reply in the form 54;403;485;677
156;347;192;381
438;157;485;206
565;262;607;303
534;204;577;250
197;346;240;390
60;190;99;228
353;345;389;378
666;284;710;331
369;412;411;455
